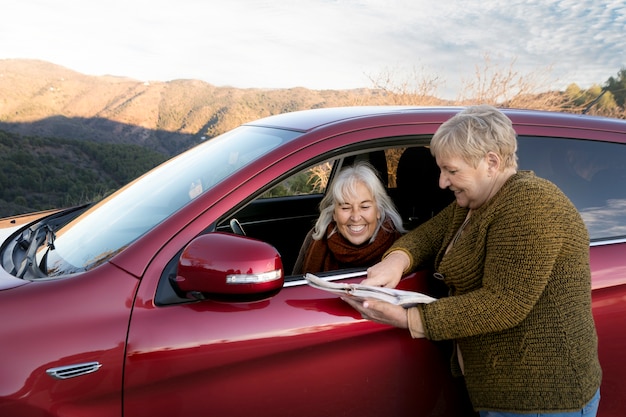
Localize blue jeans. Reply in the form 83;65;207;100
478;389;600;417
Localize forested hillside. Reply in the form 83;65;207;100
0;130;166;217
0;60;388;216
0;58;624;217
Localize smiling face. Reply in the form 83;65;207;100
333;181;380;245
436;153;496;210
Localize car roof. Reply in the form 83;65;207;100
245;106;456;131
246;105;626;135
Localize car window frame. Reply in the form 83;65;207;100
154;136;434;306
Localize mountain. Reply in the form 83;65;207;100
0;59;402;216
3;59;617;217
0;59;391;156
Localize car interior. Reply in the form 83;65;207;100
215;144;454;277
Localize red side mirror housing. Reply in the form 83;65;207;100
173;232;284;301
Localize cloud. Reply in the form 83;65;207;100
1;0;624;98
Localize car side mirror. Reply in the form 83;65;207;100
172;232;284;302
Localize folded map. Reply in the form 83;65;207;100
305;273;436;307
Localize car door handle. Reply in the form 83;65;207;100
46;361;102;380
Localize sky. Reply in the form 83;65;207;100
2;0;625;99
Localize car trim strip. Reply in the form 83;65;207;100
284;270;367;287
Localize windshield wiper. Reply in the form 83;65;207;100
15;224;54;279
10;204;90;279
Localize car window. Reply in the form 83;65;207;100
158;142;443;304
259;145;406;200
260;162;332;198
518;136;626;242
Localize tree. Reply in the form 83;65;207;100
366;65;445;106
458;54;559;109
563;83;619;116
605;68;626;108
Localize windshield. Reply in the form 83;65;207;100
36;126;300;276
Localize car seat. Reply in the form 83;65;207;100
395;147;454;229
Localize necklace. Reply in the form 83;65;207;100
450;210;473;247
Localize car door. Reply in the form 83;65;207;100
122;136;473;417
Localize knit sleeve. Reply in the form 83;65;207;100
383;203;455;273
420;175;589;340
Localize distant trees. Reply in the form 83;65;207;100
0;131;167;217
366;65;444;106
261;162;332;198
458;55;558;108
366;56;626;119
562;83;619;115
605;68;626;108
2;59;625;218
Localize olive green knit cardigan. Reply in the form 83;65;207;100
390;171;602;413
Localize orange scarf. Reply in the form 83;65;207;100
301;219;401;273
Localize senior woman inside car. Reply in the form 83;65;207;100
292;162;405;274
343;105;602;417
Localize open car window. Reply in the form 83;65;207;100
260;162;333;199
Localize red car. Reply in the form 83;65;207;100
0;107;624;417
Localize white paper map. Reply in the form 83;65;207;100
305;273;436;307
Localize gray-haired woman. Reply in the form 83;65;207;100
292;162;405;275
344;105;602;417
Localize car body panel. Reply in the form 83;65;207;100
0;262;138;416
124;269;471;417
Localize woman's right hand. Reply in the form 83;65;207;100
362;250;409;288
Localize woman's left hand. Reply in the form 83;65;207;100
341;297;409;329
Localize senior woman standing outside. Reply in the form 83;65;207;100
292;162;405;275
343;105;602;416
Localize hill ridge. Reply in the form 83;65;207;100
0;59;389;155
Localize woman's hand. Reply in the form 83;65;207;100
342;297;408;329
361;250;409;288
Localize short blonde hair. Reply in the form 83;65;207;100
430;105;518;170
